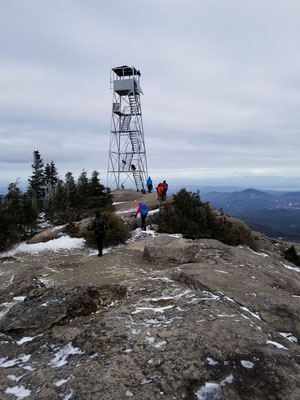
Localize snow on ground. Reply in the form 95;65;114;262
128;227;182;243
266;340;288;350
207;357;218;366
54;376;72;387
240;306;261;320
16;336;37;345
7;375;24;383
116;208;137;214
195;373;234;398
148;209;160;215
279;332;298;343
49;342;84;368
5;385;31;399
0;355;31;368
241;360;254;368
0;235;85;257
195;382;223;399
280;262;300;273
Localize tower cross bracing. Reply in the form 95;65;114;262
107;65;148;191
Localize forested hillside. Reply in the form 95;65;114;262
0;150;111;251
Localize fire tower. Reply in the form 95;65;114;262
107;65;148;191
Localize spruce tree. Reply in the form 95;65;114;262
87;170;111;211
6;182;22;220
28;150;46;209
51;179;66;224
45;161;58;191
65;172;78;220
0;182;22;250
77;170;89;213
21;190;38;236
44;163;51;187
0;203;15;251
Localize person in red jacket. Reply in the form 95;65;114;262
135;202;148;231
157;183;164;200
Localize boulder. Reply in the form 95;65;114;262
27;225;65;244
143;236;232;264
144;236;201;264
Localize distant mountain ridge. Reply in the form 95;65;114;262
202;188;300;241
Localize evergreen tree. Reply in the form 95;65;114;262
0;203;16;251
87;170;108;210
45;161;58;191
50;179;66;224
6;182;22;221
0;152;116;249
65;172;79;220
44;163;51;187
0;182;23;250
77;170;89;213
28;150;45;209
157;189;257;249
21;190;38;237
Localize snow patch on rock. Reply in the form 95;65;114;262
2;235;85;256
5;385;31;399
49;342;84;367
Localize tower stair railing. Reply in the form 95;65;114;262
133;170;143;191
129;131;139;152
128;94;140;114
121;115;131;132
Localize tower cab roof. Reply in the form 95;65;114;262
112;65;141;77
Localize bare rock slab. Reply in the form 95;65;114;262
143;236;201;264
0;284;126;336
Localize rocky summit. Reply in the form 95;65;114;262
0;193;299;399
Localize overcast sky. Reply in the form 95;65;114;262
1;0;300;189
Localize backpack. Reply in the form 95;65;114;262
141;203;148;215
95;219;107;235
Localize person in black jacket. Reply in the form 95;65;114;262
88;211;108;257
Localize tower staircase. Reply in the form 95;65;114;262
120;116;143;191
128;94;140;114
121;114;131;132
133;170;143;191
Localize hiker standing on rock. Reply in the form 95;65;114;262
157;182;164;200
162;180;168;199
146;177;153;193
135;202;148;231
88;211;108;257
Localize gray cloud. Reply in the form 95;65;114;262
1;0;300;188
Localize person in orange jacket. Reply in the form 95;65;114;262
157;183;164;200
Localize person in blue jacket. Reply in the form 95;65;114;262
135;202;148;231
146;177;153;193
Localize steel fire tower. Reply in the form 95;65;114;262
107;65;148;191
